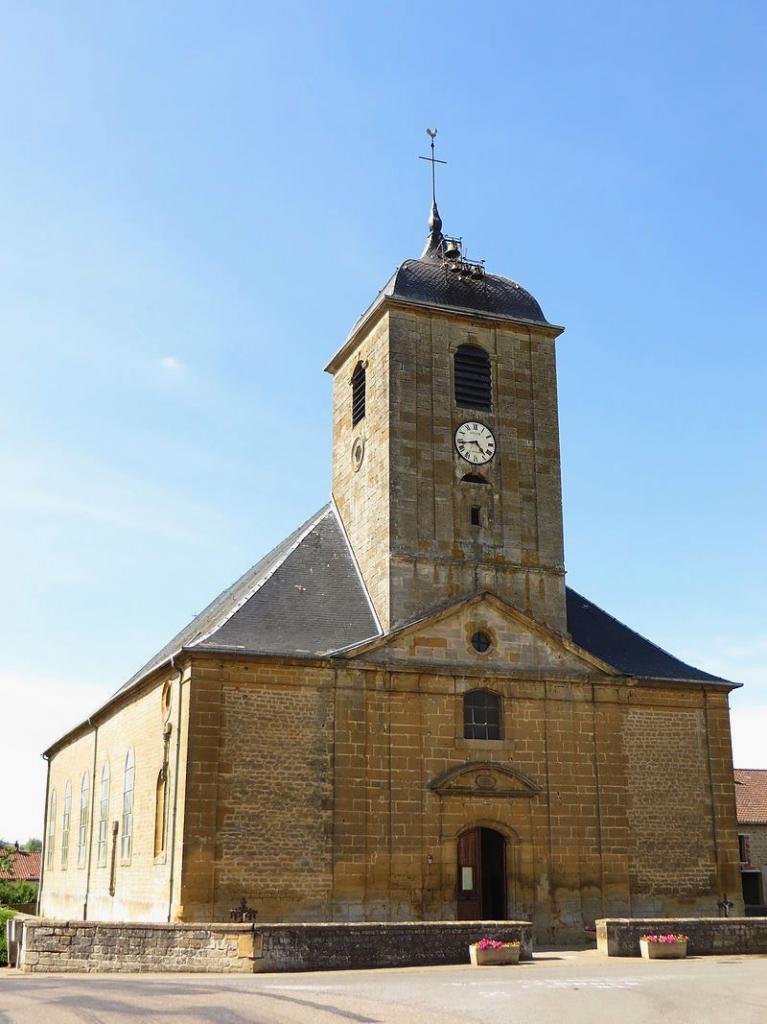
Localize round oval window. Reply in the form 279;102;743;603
161;680;172;719
471;630;492;653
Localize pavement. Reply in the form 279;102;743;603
2;949;767;1024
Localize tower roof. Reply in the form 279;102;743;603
380;254;547;325
397;202;547;323
335;205;552;363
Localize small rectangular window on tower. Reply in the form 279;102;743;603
351;362;366;427
470;506;481;527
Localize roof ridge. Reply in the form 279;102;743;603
328;499;382;640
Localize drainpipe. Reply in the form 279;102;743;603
36;754;51;917
83;719;98;920
167;657;185;922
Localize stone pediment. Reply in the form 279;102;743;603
428;761;541;799
342;591;611;676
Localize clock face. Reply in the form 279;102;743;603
455;421;496;464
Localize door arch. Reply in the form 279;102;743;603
457;826;507;920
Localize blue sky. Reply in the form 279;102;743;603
1;1;765;839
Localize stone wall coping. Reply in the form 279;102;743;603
254;921;532;930
26;918;531;932
596;918;766;925
26;918;253;933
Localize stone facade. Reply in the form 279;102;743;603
40;632;742;945
39;665;191;923
328;305;566;634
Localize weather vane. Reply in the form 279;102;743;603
419;128;446;207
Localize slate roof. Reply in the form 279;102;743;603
116;504;379;696
114;503;732;699
0;849;41;882
340;206;551;352
564;589;733;683
380;258;548;325
734;769;767;824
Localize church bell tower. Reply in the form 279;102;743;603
326;161;566;635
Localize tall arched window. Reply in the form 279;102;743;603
61;780;72;869
97;761;110;867
351;362;366;427
454;344;491;411
77;772;90;868
46;790;56;869
463;689;501;740
121;749;135;862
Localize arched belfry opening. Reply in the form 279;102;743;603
457;826;507;920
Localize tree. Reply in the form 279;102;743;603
24;839;42;853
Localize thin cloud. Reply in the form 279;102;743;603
160;356;184;370
0;447;225;541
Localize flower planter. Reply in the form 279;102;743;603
640;938;688;960
469;943;521;966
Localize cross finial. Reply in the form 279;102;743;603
419;130;447;258
419;129;447;207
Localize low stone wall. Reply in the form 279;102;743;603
252;921;533;972
19;920;255;973
16;919;532;973
596;917;767;957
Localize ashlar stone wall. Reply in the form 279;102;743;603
20;920;254;973
177;643;741;946
40;663;191;923
327;302;567;634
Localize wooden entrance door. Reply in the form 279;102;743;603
457;828;482;919
457;826;507;920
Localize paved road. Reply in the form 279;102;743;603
2;950;767;1024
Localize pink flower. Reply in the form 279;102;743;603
476;938;521;950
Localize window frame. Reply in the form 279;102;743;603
454;344;492;412
46;790;57;869
97;761;110;867
121;748;135;863
61;780;71;869
77;771;90;868
351;361;366;427
463;688;502;741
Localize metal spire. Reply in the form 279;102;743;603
419;129;446;259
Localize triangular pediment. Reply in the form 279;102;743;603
339;591;613;676
429;761;541;799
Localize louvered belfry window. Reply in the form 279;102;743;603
454;344;491;411
351;362;366;427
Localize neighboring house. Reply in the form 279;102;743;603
0;846;42;884
734;769;767;911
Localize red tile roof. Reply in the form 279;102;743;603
0;849;41;882
734;769;767;824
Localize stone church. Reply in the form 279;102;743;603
39;198;742;943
